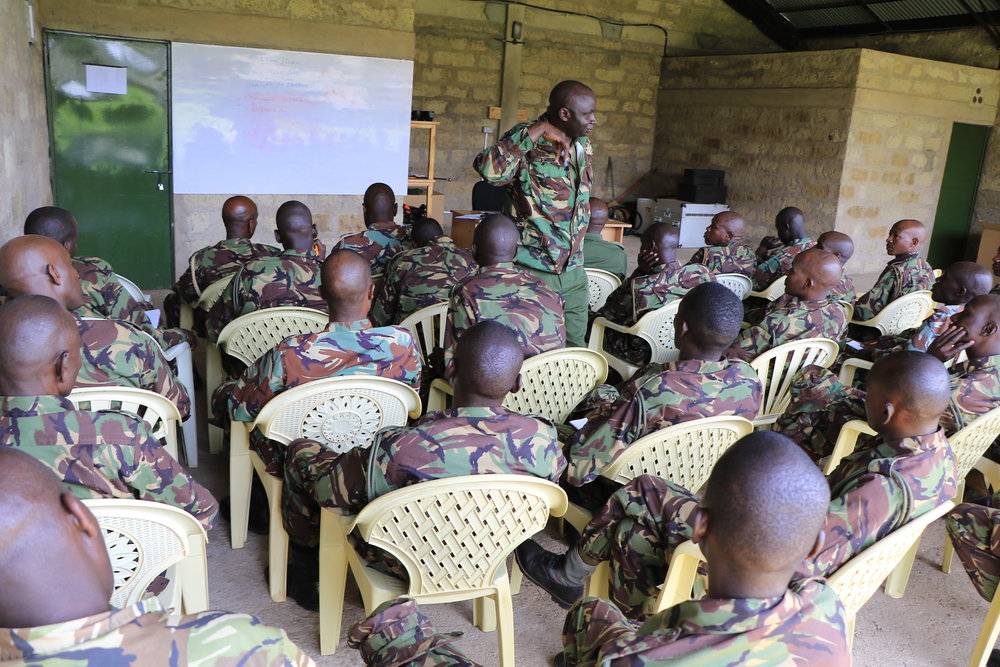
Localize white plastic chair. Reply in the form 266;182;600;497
84;498;209;614
715;273;752;300
114;272;151;303
68;386;182;461
585;268;622;311
748;275;786;301
398;301;448;369
588;300;682;379
318;474;568;663
749;337;840;427
181;274;234;332
230;376;421;605
851;290;935;336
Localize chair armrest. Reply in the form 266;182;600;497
839;358;873;386
823;419;877;475
974;457;1000;491
427;378;453;413
654;540;705;613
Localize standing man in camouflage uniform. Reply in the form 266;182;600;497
816;230;857;308
164;195;278;330
751;206;814;291
582;197;627;281
729;248;848;361
474;80;596;347
0;449;314;666
853;219;935;322
687;210;755;278
333;182;411;276
444;214;565;363
559;433;849;666
205;199;325;342
0;297;216;529
0;236;190;419
370;217;474;326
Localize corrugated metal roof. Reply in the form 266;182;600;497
782;6;873;28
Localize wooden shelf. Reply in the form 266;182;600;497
408;120;440;218
407;178;434;187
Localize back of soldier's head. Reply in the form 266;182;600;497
0;235;85;312
363;182;397;225
867;351;950;429
473;214;518;265
275;200;314;250
453;321;524;401
24;206;77;245
410;217;443;247
221;195;258;237
701;432;830;575
677;283;743;348
0;295;82;397
320;249;372;311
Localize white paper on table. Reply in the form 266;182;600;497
569;418;588;430
454;214;483;219
145;309;161;328
85;65;127;94
845;340;863;350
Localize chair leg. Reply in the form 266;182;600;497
258;467;288;603
176;553;210;614
495;580;517;667
319;512;349;656
206;344;223;455
509;558;523;595
884;535;922;598
585;561;610;599
943;479;966;573
172;344;198;468
971;590;1000;667
229;425;252;549
474;595;497;632
846;614;856;654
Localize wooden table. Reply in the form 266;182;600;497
450;212;630;248
601;222;630;244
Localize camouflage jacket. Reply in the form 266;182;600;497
583;233;627;281
205;248;325;342
370;237;475;326
854;253;935;321
76;316;191;419
566;358;762;486
563;579;849;666
864;303;964;361
830;273;857;309
172;237;280;306
348;598;482;666
333;220;412;276
942;353;1000;434
0;598;314;666
0;395;218;530
366;406;567;499
229;319;422;425
599;262;716;327
801;428;956;578
473;120;593;274
731;294;848;361
687;243;756;278
752;237;814;291
443;262;566;361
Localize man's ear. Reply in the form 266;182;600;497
983;319;998;338
878;399;896;428
61;240;74;255
690;507;709;544
723;228;735;242
806;529;826;560
509;372;523;395
46;262;64;287
62;490;101;539
443;358;456;381
366;282;376;301
274;230;281;244
557;107;570;122
55;350;72;385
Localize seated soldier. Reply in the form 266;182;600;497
23;206;192;350
516;352;954;622
582;197;627;281
751;206;814;291
349;598;483;666
164;195;278;330
444;213;565;362
992;245;1000;295
0;449;312;665
686;210;755;278
598;222;715;367
777;294;1000;461
0;236;190;418
0;296;216;529
817;230;856;308
226;249;422;479
559;433;849;666
565;283;762;498
729;248;848;361
333;182;411;276
946;499;1000;613
281;321;567;609
369;216;474;326
853;219;935;322
205;199;325;342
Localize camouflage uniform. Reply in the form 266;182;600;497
751;237;814;291
830;273;857;310
228;319;422;476
583;232;627;281
856;303;963;361
946;502;1000;601
730;294;848;361
687;242;756;278
204;248;325;342
282;406;566;548
565;358;762;487
0;598;315;666
443;262;566;362
348;598;482;667
853;253;935;321
992;284;1000;296
0;395;218;530
333;220;412;276
561;579;849;666
76;316;191;420
473;119;593;348
370;236;474;326
598;262;715;366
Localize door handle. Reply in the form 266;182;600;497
144;169;171;191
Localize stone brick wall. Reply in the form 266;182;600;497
805;28;1000;70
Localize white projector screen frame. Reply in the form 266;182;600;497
171;43;413;195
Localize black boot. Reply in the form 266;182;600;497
515;540;585;609
286;543;319;611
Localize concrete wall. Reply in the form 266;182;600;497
0;0;52;240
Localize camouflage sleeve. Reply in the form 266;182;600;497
597;279;635;325
173;262;198;306
443;290;475;366
561;597;639;667
752;249;785;291
229;348;287;423
566;394;645;486
946;502;1000;602
473;123;533;185
854;268;899;321
732;322;773;361
173;608;317;666
136;335;191;420
204;270;243;342
370;261;403;326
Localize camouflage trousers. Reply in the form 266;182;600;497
578;474;699;621
562;596;637;666
773;365;869;462
946;502;1000;602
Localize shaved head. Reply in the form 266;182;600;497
321;249;373;316
275;200;315;252
0;235;86;311
546;80;597;140
452;321;525;403
24;206;79;255
933;261;994;305
676;282;744;349
363;182;397;225
775;207;805;244
817;231;854;265
951;294;1000;358
641;222;679;265
786;248;842;300
473;214;518;265
704;211;745;246
410;217;444;247
587;197;609;234
548;80;594;110
0;295;82;397
221;196;258;238
887;219;926;256
867;351;950;432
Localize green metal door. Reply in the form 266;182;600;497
929;122;991;268
44;31;172;288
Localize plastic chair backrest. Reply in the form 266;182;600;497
852;290;935;336
67;386;182;460
254;376;422;454
502;347;608;423
951;406;1000;481
585;268;622;311
399;301;448;367
715;273;752;300
634;300;683;364
84;498;208;612
750;275;786;301
750;337;840;419
600;416;754;488
195;275;234;310
113;273;149;303
353;475;567;598
218;306;329;366
471;180;505;211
